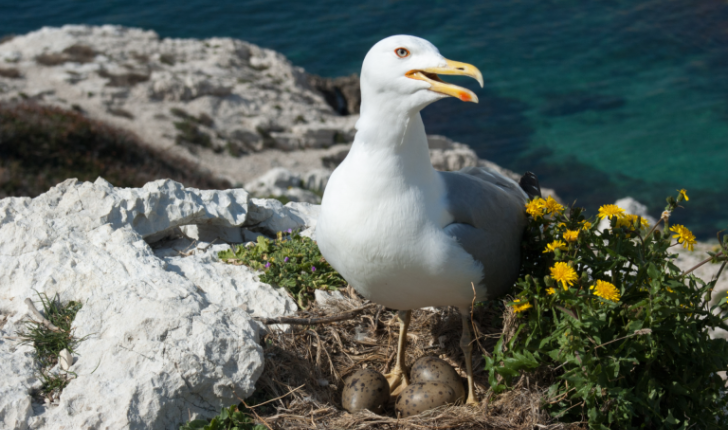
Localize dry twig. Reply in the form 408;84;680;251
255;303;376;325
24;298;61;333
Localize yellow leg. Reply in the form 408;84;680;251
459;307;478;404
384;310;411;396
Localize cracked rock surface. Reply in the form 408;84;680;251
0;178;308;430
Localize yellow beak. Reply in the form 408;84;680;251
405;59;483;103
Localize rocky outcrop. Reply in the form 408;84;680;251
307;73;361;115
244;167;321;204
0;178;320;430
0;25;358;186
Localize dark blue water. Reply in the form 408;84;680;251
3;0;727;238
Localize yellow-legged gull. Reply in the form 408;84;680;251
317;35;539;404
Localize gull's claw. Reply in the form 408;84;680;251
384;368;409;397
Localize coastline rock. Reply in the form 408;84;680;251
306;73;361;115
244;167;321;204
0;178;309;430
0;25;357;186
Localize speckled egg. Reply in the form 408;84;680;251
410;356;465;402
341;368;390;414
395;382;457;417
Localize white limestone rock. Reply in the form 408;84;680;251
0;178;300;430
302;168;333;192
0;343;36;430
245;167;302;194
246;198;320;238
427;134;479;171
244;168;321;204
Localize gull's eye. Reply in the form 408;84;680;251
394;47;410;58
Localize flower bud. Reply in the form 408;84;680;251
544;275;554;287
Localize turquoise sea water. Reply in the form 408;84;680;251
3;0;727;238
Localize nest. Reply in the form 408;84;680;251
247;287;585;429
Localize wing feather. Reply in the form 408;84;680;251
439;167;529;298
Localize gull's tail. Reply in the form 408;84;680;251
519;171;541;200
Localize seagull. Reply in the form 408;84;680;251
316;35;540;405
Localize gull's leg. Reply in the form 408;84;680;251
384;309;411;395
459;306;478;404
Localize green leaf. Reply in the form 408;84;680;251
181;420;208;430
665;409;680;425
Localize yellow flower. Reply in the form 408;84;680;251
563;229;579;242
525;198;545;219
581;221;592;231
546;287;555;295
542;196;564;214
543;239;568;253
590;280;621;302
550;262;578;290
616;214;650;230
670;224;696;251
512;299;533;313
598;204;625;220
679;189;689;201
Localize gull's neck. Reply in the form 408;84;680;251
351;97;434;177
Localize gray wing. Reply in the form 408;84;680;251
439;166;529;299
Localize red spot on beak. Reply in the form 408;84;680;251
459;92;471;102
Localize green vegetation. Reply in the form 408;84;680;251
17;293;84;400
488;191;728;429
171;107;215;150
264;194;291;205
0;102;229;198
180;390;275;430
218;230;346;308
180;404;267;430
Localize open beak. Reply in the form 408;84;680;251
405;59;483;103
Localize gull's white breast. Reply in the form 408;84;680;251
316;145;484;310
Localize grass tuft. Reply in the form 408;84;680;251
218;230;346;308
17;293;84;402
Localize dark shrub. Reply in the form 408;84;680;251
0;102;230;198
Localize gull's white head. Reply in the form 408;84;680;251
360;35;484;114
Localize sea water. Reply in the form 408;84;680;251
3;0;727;238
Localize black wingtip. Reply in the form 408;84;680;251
519;171;541;199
